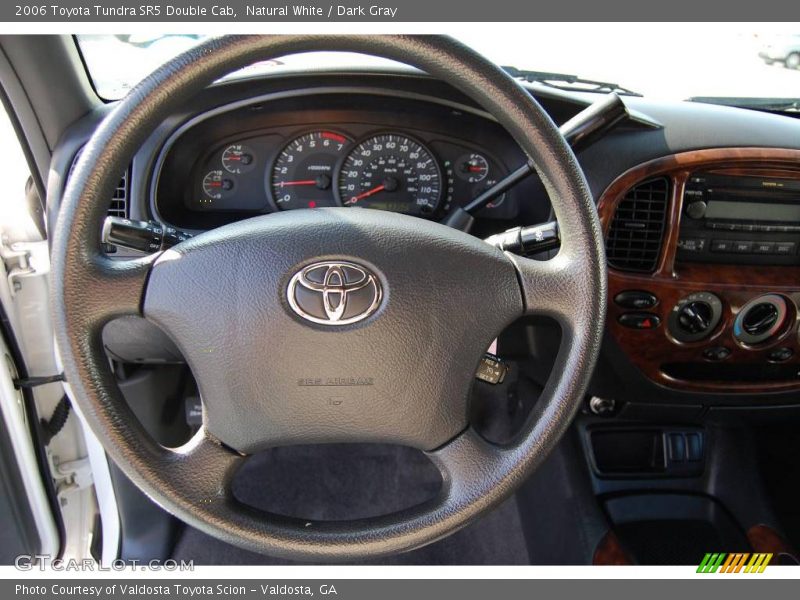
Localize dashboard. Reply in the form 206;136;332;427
152;92;544;232
49;69;800;415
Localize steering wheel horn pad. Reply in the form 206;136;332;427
144;208;523;453
51;35;605;561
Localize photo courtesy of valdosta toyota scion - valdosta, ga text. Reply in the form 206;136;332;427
16;583;338;596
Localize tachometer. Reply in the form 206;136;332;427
270;131;351;210
337;134;442;217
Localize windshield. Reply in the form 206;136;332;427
76;27;800;108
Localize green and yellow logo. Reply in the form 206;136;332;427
697;553;773;573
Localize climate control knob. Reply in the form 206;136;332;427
668;292;723;343
677;301;714;335
742;303;779;336
734;294;788;345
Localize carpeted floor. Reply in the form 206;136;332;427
172;444;530;565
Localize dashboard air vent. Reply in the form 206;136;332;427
107;168;129;218
68;149;130;219
605;177;669;273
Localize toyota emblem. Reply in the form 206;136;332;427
287;261;382;325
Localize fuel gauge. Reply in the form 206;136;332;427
456;153;489;183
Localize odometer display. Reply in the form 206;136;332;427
337;134;442;217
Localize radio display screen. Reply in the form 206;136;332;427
705;200;800;223
691;172;800;223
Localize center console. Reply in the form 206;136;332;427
598;148;800;394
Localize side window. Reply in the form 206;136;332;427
0;101;43;241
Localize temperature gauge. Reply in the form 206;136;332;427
202;170;235;202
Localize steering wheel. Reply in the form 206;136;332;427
52;35;606;561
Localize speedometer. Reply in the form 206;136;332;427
337;134;442;217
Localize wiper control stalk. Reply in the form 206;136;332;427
484;221;560;257
102;217;193;254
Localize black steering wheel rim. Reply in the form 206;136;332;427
52;35;606;561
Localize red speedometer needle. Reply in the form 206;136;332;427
277;180;317;187
348;184;385;204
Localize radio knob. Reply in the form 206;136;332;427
677;301;713;334
685;200;707;220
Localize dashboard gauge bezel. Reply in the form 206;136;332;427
221;143;257;175
455;152;490;184
200;169;235;202
334;131;445;218
267;129;353;212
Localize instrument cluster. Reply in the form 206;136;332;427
189;129;511;220
151;92;546;232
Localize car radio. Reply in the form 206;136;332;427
676;171;800;265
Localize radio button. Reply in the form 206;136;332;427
678;238;706;252
714;223;737;231
707;221;738;231
732;240;754;253
752;241;775;254
711;239;734;253
775;242;797;255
